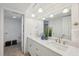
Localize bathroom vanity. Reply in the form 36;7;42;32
27;36;69;56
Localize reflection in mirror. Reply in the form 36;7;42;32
44;8;71;40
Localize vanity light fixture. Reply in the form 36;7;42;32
38;8;43;13
12;16;16;18
32;14;35;17
62;8;69;13
49;14;54;18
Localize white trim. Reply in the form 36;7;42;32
0;8;4;56
21;15;24;53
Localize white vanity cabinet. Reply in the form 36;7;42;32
28;38;61;56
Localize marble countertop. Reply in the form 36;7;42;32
27;35;71;55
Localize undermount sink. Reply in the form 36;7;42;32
43;39;68;51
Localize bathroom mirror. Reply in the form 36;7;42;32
44;8;71;40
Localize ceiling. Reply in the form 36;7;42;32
0;3;31;20
25;3;58;18
0;3;57;20
0;3;31;14
25;3;71;20
0;3;71;20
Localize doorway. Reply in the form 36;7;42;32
3;9;24;56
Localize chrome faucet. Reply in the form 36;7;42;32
56;34;65;44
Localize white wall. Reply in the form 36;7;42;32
4;17;21;43
26;18;43;37
72;4;79;41
24;17;43;53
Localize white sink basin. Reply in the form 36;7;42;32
44;40;68;51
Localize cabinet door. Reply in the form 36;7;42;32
28;39;40;56
28;38;36;56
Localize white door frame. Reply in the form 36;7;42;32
0;8;4;56
2;7;24;55
21;15;24;52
